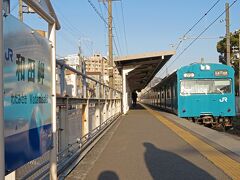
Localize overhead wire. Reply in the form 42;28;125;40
88;0;108;25
113;3;125;55
120;0;129;54
53;1;83;36
98;0;107;28
158;0;239;78
113;35;120;56
52;2;82;52
102;1;122;56
175;0;222;50
52;1;94;55
113;20;122;55
98;1;109;56
110;3;123;55
61;27;79;45
58;29;79;54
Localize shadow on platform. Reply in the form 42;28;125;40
143;142;215;180
98;170;119;180
130;103;145;110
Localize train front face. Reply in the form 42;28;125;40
177;63;236;119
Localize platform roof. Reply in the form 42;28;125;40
115;50;175;91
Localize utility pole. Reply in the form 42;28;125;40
108;0;113;98
19;0;23;22
226;2;231;66
99;0;119;97
78;41;86;98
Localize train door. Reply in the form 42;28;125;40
160;88;165;108
173;81;178;114
166;85;171;110
170;83;174;111
165;86;168;109
158;89;160;107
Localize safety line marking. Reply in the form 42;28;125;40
142;104;240;180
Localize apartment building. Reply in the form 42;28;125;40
85;54;122;92
85;54;109;84
64;54;83;97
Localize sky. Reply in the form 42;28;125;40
9;0;240;78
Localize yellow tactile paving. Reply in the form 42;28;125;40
142;104;240;180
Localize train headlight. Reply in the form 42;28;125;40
183;73;194;78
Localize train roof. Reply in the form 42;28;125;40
151;63;234;90
178;63;234;76
179;63;233;70
152;71;177;90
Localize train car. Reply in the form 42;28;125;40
141;63;236;129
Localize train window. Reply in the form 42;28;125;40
167;88;171;98
161;91;164;98
172;84;176;97
167;91;170;98
180;79;231;95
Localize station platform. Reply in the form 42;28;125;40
66;104;240;180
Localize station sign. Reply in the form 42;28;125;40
4;15;52;173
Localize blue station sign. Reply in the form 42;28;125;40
4;14;52;173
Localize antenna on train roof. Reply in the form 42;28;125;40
201;57;204;64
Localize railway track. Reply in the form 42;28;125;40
206;117;240;137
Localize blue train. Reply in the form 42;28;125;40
141;63;236;129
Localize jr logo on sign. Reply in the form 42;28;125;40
5;48;13;62
219;97;228;103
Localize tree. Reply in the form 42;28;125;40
217;31;239;66
216;30;239;95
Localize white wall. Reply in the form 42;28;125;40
122;68;135;114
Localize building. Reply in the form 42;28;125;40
85;54;122;92
63;54;83;97
56;53;122;98
113;65;122;92
65;54;82;71
85;54;109;84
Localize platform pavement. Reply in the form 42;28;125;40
143;104;240;179
159;109;240;158
65;104;240;180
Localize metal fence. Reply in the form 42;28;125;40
15;61;122;179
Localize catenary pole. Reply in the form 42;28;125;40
226;2;231;65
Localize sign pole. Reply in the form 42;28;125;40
49;23;57;180
0;0;5;178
